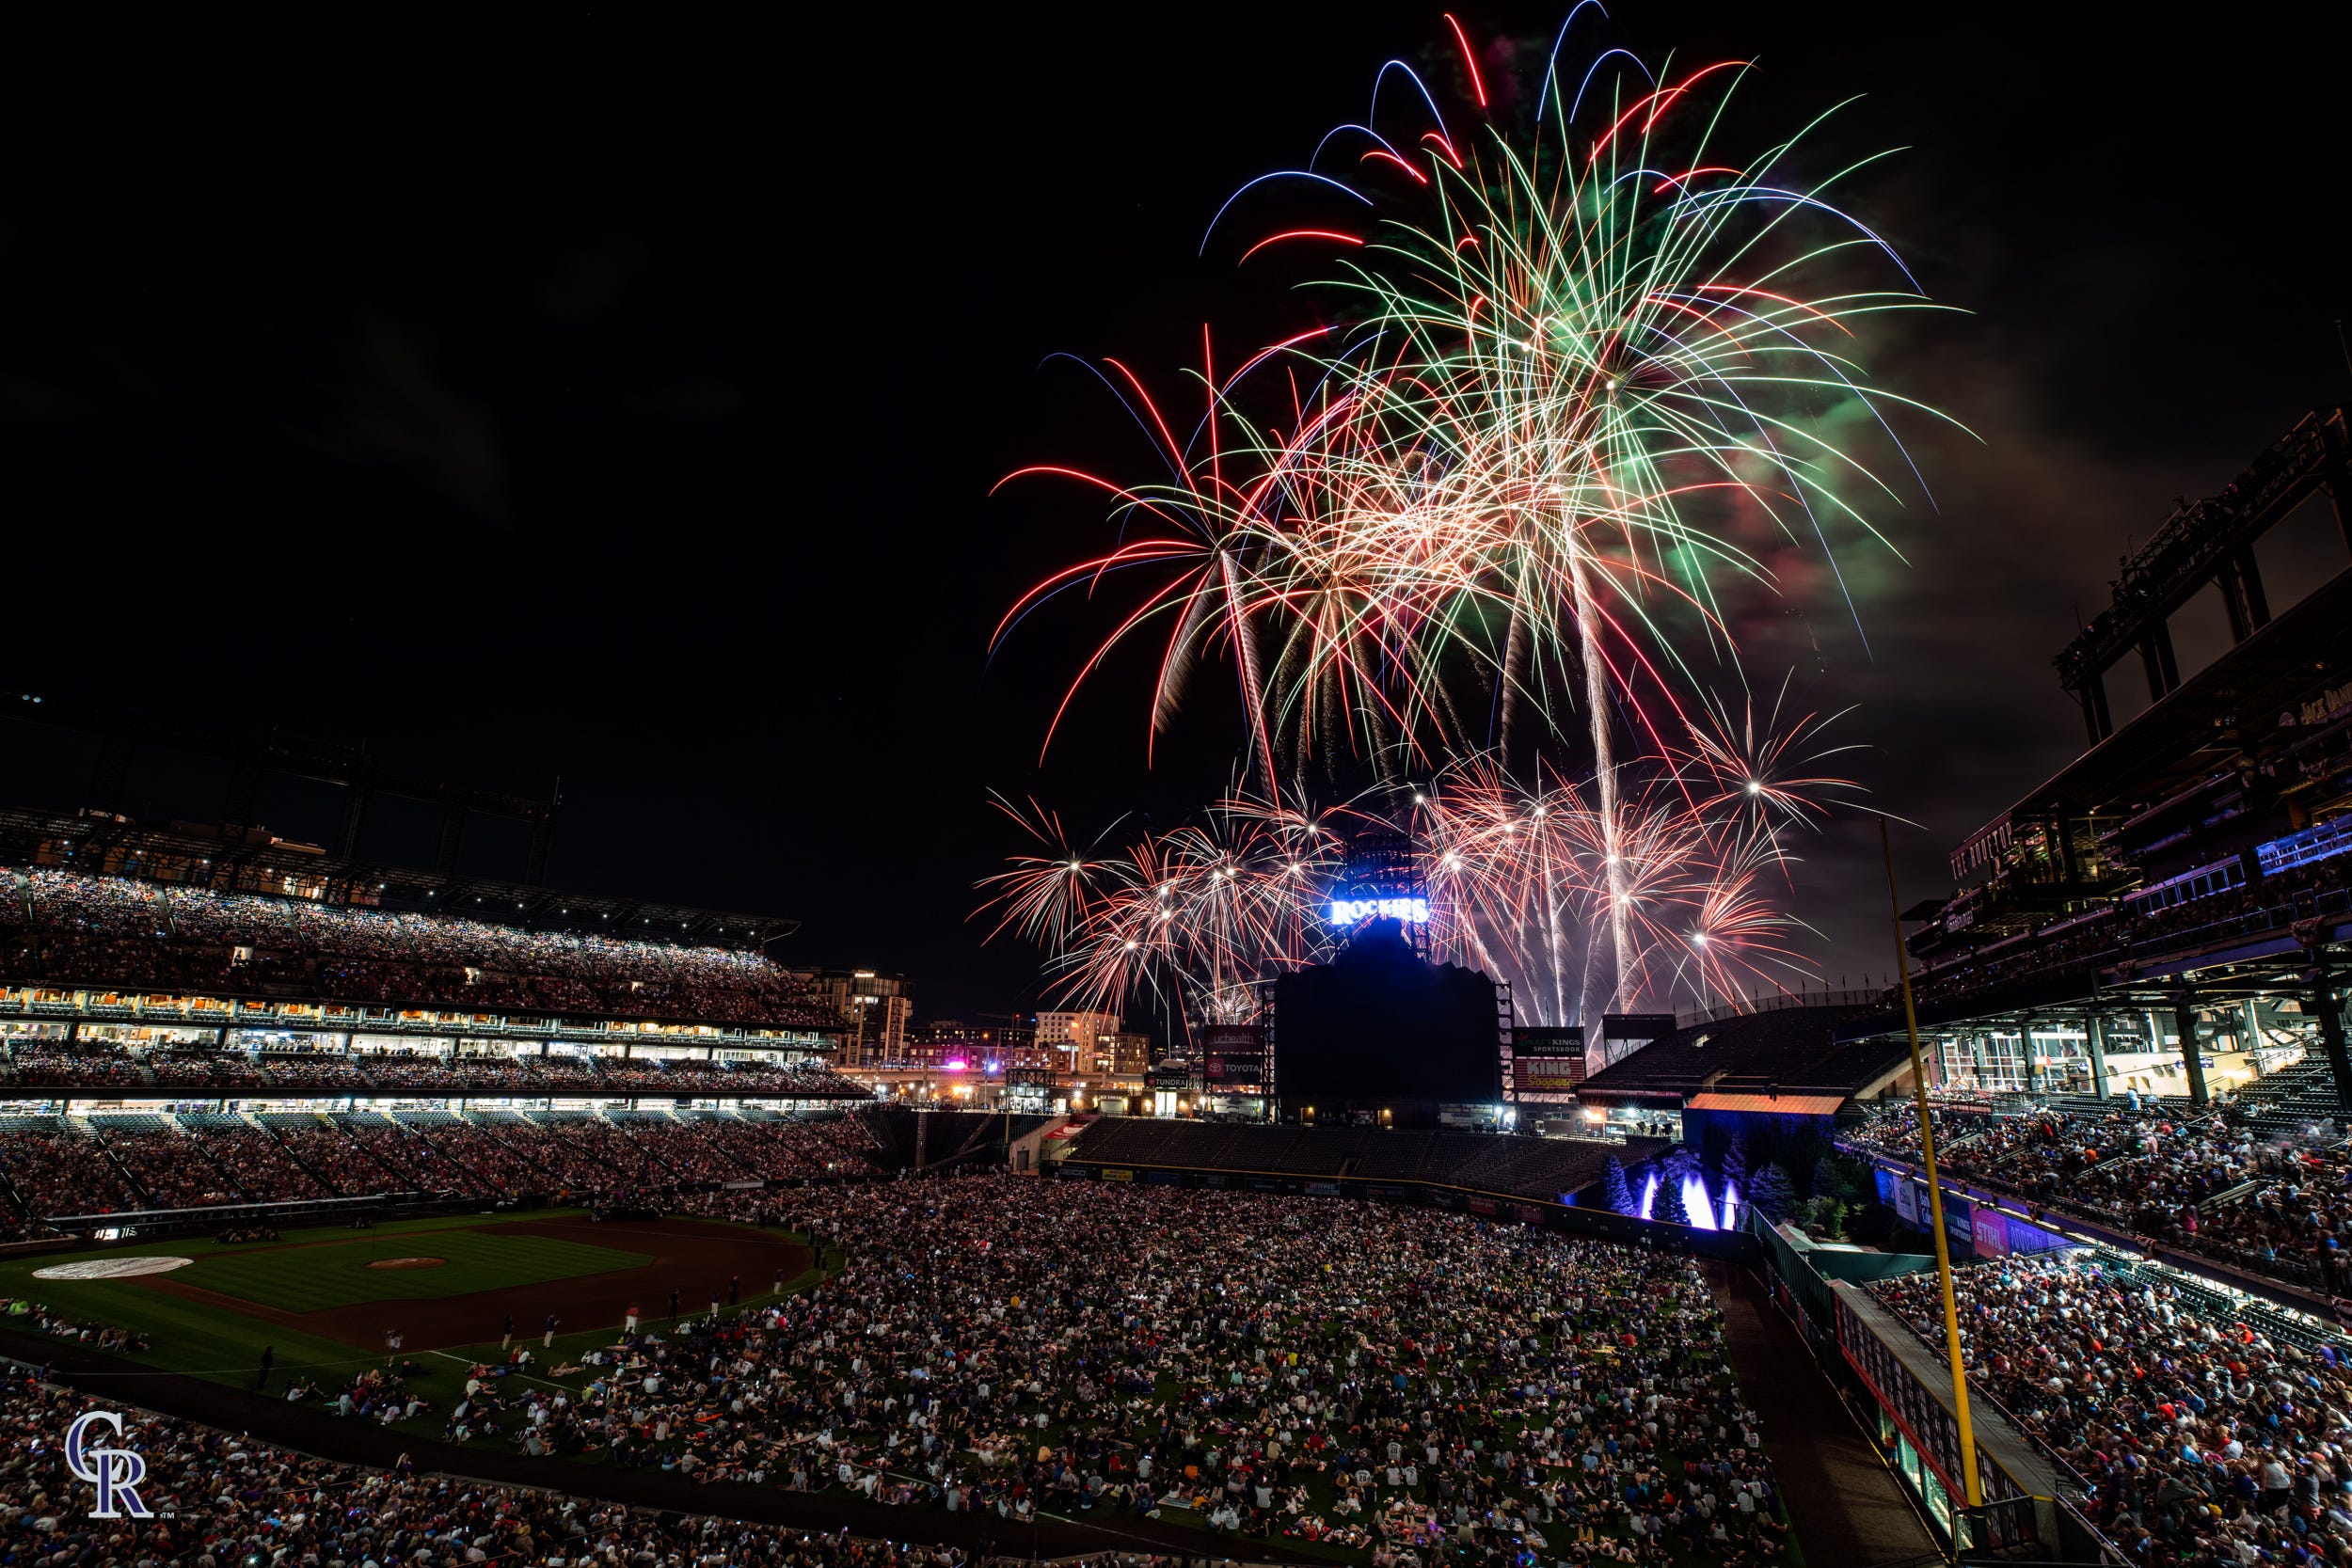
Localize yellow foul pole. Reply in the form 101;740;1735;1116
1881;817;1982;1513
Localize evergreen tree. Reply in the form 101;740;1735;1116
1750;1163;1797;1223
1720;1132;1749;1199
1651;1166;1692;1227
1599;1156;1636;1216
1811;1152;1851;1204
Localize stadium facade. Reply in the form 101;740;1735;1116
1870;405;2352;1113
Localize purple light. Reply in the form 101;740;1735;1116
1637;1171;1659;1222
1681;1173;1717;1231
943;1058;969;1072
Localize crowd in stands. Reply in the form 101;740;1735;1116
1910;855;2352;1008
356;1050;547;1092
690;1115;882;1180
266;1120;406;1194
0;1128;133;1227
0;1035;873;1098
1870;1252;2352;1564
1851;1100;2352;1296
0;1039;143;1086
4;867;842;1027
467;1176;1791;1564
254;1050;374;1089
103;1127;253;1208
185;1123;331;1201
0;1373;987;1568
336;1118;473;1191
0;1113;883;1224
146;1047;266;1088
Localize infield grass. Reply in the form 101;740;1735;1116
0;1210;607;1392
173;1227;649;1311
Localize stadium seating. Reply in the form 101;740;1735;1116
0;1377;984;1568
0;1108;888;1224
1062;1118;1668;1203
1849;1099;2352;1295
1;867;841;1028
1868;1248;2346;1563
1910;856;2352;1008
1575;1005;1901;1102
0;1035;871;1097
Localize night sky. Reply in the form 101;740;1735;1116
0;6;2344;1023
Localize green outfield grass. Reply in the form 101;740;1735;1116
171;1227;649;1312
0;1212;831;1429
0;1212;593;1405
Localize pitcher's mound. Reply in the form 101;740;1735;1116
366;1257;446;1271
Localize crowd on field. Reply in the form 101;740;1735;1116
432;1177;1790;1566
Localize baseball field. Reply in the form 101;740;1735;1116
0;1209;823;1444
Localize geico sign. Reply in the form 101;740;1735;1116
65;1411;152;1519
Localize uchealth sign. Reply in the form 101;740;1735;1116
66;1411;151;1519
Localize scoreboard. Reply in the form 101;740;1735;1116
1511;1025;1585;1102
1200;1023;1269;1095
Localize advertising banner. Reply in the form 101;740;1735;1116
1512;1055;1585;1095
1941;1191;1976;1260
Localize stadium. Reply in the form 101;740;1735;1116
1;409;2347;1568
0;11;2343;1568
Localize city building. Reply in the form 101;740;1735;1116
1035;1009;1120;1074
1098;1029;1151;1076
810;969;911;1069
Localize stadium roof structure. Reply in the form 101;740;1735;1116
5;689;564;879
1975;565;2352;835
1574;1003;1906;1110
0;806;797;949
1684;1091;1848;1116
2055;406;2350;740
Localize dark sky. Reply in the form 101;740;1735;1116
0;6;2344;1023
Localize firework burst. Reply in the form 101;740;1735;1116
987;12;1945;1025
